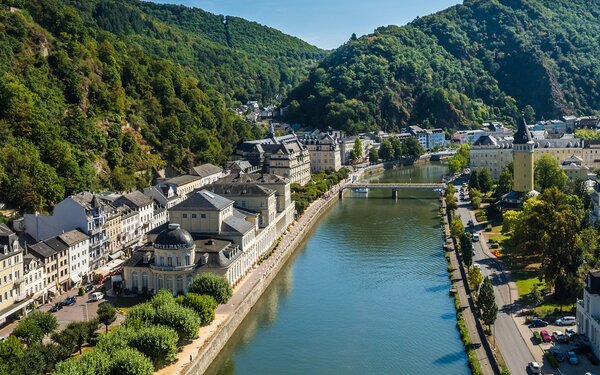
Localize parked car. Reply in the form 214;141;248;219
528;361;541;374
89;292;104;302
555;316;576;326
553;331;568;343
63;296;76;306
567;351;579;365
565;328;576;339
467;220;474;226
540;330;552;343
472;233;480;242
85;284;94;292
530;318;548;327
552;350;566;362
49;302;63;312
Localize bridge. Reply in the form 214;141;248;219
339;182;446;199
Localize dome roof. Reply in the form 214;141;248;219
154;224;194;250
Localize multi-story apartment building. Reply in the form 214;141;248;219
576;270;600;358
205;183;277;228
218;173;292;214
115;191;154;236
23;192;107;270
102;203;122;256
237;134;311;185
407;126;446;149
44;237;70;293
28;241;58;300
59;230;90;287
189;163;225;185
21;254;46;304
302;133;342;172
0;224;24;324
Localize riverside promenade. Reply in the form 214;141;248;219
158;172;356;375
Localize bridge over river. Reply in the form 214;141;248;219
339;182;446;199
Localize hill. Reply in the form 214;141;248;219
0;0;323;212
284;0;600;133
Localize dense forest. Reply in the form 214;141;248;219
285;0;600;134
0;0;323;213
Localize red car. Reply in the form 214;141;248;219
540;330;552;343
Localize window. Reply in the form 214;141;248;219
182;213;188;219
167;257;172;267
158;276;163;290
176;276;184;294
166;277;173;292
185;255;191;266
201;214;206;219
142;273;148;290
192;214;197;219
131;272;138;289
159;256;164;266
176;257;181;266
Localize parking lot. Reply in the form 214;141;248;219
528;320;598;375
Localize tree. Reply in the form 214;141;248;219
467;266;483;296
350;33;357;41
189;273;233;304
54;349;112;375
125;303;156;327
448;144;470;173
511;188;582;292
368;148;378;164
403;137;424;158
389;137;404;160
13;311;57;346
98;303;117;333
155;304;200;341
352;138;363;162
450;218;464;239
535;154;568;192
178;293;217;326
460;233;473;268
471;196;481;209
446;194;458;212
151;289;176;308
523;105;536;124
128;325;178;368
379;139;394;161
501;210;521;233
51;320;98;354
478;277;498;332
109;347;154;375
494;163;513;199
468;170;480;191
478;168;493;194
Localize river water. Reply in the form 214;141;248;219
205;163;469;375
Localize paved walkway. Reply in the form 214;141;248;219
443;203;496;375
158;179;348;375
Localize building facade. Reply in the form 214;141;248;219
577;271;600;359
302;134;342;172
0;224;24;323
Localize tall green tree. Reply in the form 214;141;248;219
403;137;424;158
450;218;464;239
97;303;117;333
494;163;514;199
535;154;568;192
478;168;493;194
368;147;379;164
13;311;57;346
460;233;473;268
469;170;480;191
467;266;483;296
479;277;498;331
379;139;394;161
189;273;233;304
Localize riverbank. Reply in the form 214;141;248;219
157;176;350;375
441;195;499;375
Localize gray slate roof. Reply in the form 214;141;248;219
44;237;68;253
514;118;533;144
205;183;275;197
219;172;289;185
190;163;222;178
223;215;254;235
165;174;202;187
59;230;88;246
28;241;56;258
116;191;153;209
172;190;233;211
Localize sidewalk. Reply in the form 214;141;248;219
443;209;497;375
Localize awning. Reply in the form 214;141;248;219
94;258;126;278
109;251;124;260
70;274;81;285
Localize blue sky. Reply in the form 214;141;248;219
150;0;461;49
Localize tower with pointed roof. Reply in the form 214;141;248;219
512;117;535;193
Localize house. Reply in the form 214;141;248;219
204;183;277;228
27;241;58;300
144;185;180;209
227;160;261;174
0;224;25;324
407;126;429;149
576;270;600;358
43;237;71;293
217;173;292;214
21;254;46;305
159;174;204;199
115;191;154;237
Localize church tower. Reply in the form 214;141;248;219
512;118;535;193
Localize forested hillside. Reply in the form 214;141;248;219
0;0;323;213
285;0;600;133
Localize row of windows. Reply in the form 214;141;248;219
181;213;207;219
158;255;191;267
0;270;19;286
2;254;20;268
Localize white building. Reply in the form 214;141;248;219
20;254;46;304
115;191;154;237
58;230;90;287
577;270;600;358
189;163;225;186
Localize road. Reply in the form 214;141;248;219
452;177;538;375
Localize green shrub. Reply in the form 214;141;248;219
189;273;233;304
128;325;179;369
110;347;154;375
178;293;218;326
155;304;200;342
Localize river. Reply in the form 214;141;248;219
205;162;469;375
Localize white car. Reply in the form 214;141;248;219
528;361;541;374
555;316;576;326
472;233;480;242
89;292;104;301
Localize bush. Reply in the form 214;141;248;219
189;273;233;304
128;325;178;369
151;289;176;308
124;303;156;327
54;348;112;375
110;347;154;375
155;304;200;342
78;287;86;296
178;293;217;326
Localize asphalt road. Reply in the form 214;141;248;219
452;177;537;375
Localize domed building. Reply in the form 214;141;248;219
122;223;245;295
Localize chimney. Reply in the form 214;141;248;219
143;252;151;264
